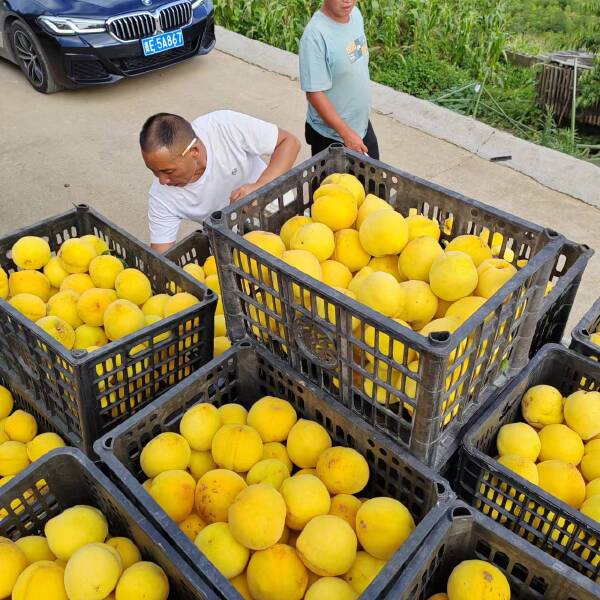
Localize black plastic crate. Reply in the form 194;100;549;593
0;205;217;456
571;298;600;360
165;230;211;269
457;344;600;583
165;231;226;339
0;368;65;444
530;241;593;357
0;447;217;599
95;341;453;600
205;145;564;469
387;502;599;599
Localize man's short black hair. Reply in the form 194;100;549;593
139;113;196;153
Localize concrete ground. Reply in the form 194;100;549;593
0;48;598;332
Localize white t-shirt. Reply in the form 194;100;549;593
148;110;279;244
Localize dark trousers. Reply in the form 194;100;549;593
305;121;380;160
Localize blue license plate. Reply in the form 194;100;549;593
141;29;184;56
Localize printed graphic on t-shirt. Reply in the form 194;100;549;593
346;35;368;63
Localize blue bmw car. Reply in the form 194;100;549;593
0;0;215;93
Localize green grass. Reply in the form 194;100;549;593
370;50;470;98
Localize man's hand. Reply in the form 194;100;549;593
230;182;261;204
306;92;369;154
342;129;368;154
229;128;300;205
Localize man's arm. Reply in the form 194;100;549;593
306;91;368;154
230;128;301;203
151;242;174;254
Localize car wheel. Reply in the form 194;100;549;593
10;20;62;94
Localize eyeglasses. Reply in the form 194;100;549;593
181;137;198;157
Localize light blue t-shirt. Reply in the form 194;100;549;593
299;7;371;140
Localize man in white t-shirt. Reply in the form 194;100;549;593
140;111;301;252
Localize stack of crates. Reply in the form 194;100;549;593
457;345;600;583
3;148;596;598
95;342;454;599
387;502;598;599
0;448;217;599
204;145;565;469
0;205;217;456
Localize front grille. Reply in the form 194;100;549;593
107;2;192;42
159;2;192;32
70;59;110;81
113;40;195;73
108;13;156;42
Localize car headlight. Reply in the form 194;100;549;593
38;16;106;35
191;0;207;9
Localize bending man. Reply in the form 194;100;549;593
140;111;301;252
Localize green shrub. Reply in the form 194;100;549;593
371;50;470;98
483;64;544;128
579;58;600;109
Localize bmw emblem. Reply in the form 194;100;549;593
142;0;152;5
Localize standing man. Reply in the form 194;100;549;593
140;111;301;253
299;0;379;159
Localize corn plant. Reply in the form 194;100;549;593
215;0;508;76
400;0;508;80
214;1;403;53
214;0;318;52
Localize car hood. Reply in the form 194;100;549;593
41;0;176;18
